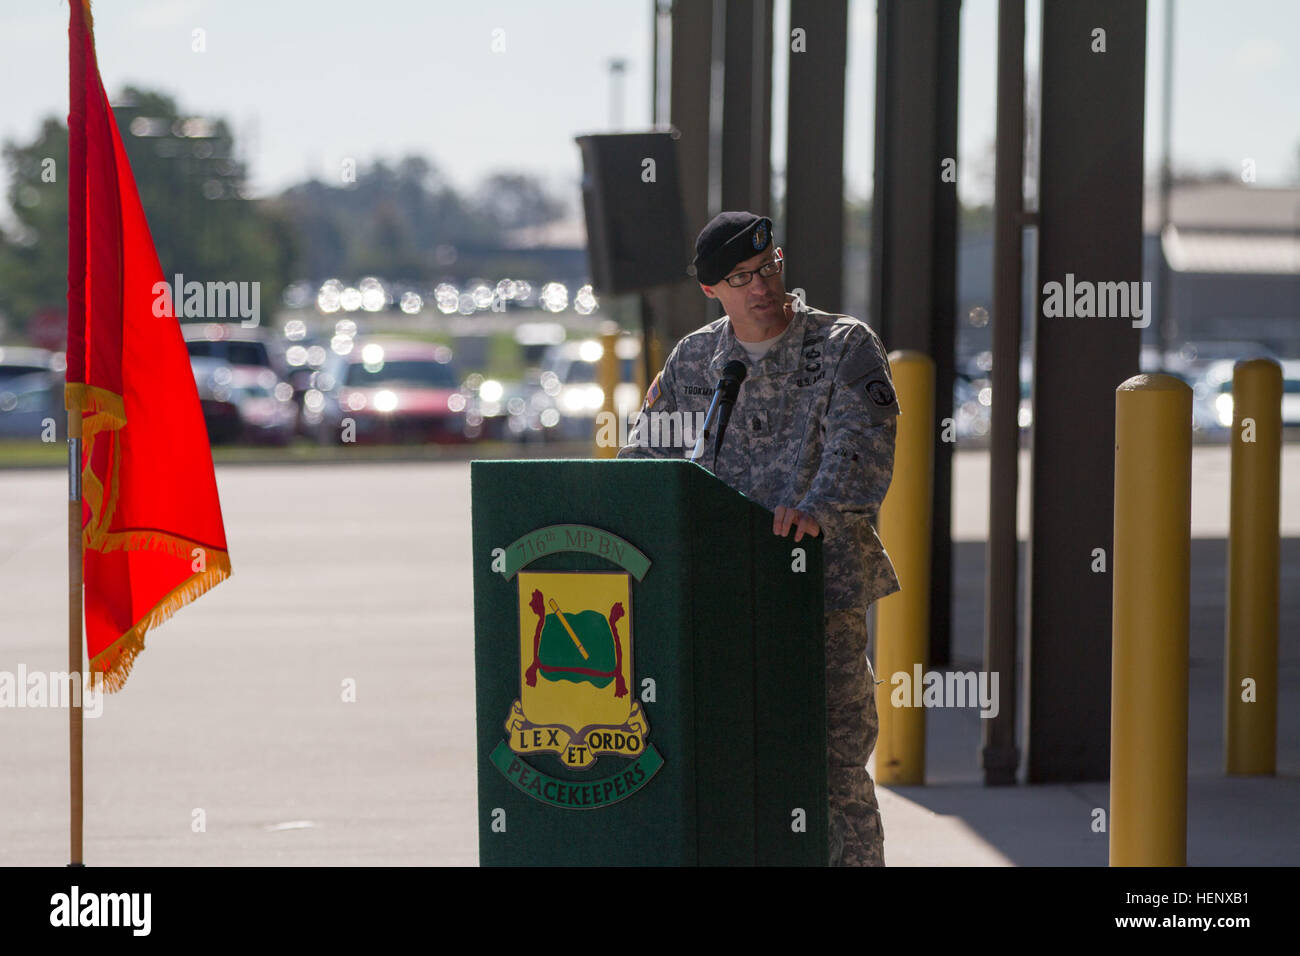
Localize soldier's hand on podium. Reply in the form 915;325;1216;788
773;506;821;543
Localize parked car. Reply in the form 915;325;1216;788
309;339;474;444
535;339;643;441
1193;358;1300;433
182;323;283;376
0;346;63;386
953;352;1032;440
279;333;333;435
463;375;546;441
191;357;297;445
1163;340;1278;393
0;370;62;439
1281;360;1300;429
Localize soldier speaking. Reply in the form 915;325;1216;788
617;210;901;866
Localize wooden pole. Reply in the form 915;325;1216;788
68;0;90;868
68;409;83;866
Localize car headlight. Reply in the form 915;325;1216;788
1215;393;1233;427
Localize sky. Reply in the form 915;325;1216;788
0;0;1296;216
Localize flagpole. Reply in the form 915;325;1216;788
67;0;88;870
68;409;84;867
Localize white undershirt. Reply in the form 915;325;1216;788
737;326;788;361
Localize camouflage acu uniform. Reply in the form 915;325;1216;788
617;301;900;866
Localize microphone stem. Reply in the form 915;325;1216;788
712;400;736;471
689;390;723;464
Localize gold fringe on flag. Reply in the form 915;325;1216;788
88;548;232;693
65;381;230;692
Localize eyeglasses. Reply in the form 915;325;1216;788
723;252;784;288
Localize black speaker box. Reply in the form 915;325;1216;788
576;131;687;295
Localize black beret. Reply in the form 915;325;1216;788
689;211;772;286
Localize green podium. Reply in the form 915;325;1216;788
471;459;828;865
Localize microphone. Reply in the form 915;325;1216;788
712;360;747;467
688;360;748;468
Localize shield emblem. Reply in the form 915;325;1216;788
506;570;648;769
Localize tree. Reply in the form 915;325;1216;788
273;155;495;280
473;172;567;231
0;117;69;330
108;88;288;305
271;159;567;282
0;86;290;341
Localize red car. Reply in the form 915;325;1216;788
320;340;473;444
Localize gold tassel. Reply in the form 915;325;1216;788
88;552;232;693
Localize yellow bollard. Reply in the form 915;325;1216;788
635;334;648;397
594;323;620;459
1110;373;1191;867
1226;359;1282;775
874;350;934;786
646;333;667;420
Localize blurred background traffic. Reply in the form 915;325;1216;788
8;294;1296;458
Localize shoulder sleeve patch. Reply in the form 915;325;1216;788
644;372;662;410
865;379;896;408
834;327;900;419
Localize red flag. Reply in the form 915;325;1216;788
66;1;231;691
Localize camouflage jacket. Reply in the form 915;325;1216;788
617;303;901;611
